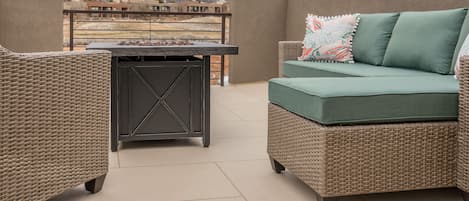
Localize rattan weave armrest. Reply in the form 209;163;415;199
279;41;303;77
13;49;110;59
0;47;111;200
458;55;469;193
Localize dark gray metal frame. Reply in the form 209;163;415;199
88;42;237;152
110;56;211;152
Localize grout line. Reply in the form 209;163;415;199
216;104;244;120
117;151;121;168
115;158;269;169
178;195;244;201
213;158;268;163
214;162;249;201
117;161;216;169
212;119;267;123
213;135;268;140
212;135;267;140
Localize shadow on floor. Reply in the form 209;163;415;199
119;138;204;150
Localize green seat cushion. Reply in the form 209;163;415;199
352;13;399;65
382;8;466;74
283;60;441;78
452;10;469;74
269;76;458;125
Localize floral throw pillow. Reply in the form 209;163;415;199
299;14;360;63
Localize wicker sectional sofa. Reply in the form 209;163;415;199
268;9;469;201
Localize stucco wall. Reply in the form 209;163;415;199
286;0;469;40
229;0;288;83
0;0;63;52
230;0;469;83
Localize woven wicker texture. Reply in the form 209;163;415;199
0;45;10;56
268;103;457;197
278;41;303;77
458;55;469;193
0;46;111;201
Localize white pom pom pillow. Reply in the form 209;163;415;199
298;14;360;63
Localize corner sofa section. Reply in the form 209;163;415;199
269;8;469;201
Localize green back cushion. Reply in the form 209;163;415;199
282;61;441;78
352;13;399;65
382;9;466;74
451;10;469;74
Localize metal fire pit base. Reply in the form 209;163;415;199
87;42;238;152
111;56;210;151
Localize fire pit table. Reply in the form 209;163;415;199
87;42;238;152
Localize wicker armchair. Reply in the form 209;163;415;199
0;45;111;201
271;41;469;201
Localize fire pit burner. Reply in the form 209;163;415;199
118;40;194;46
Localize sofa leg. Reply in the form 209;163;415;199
316;196;339;201
462;190;469;201
269;156;285;173
313;189;339;201
313;190;339;201
85;174;107;194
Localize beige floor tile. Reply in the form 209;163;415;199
211;103;243;121
50;163;239;201
109;152;119;168
238;90;268;103
228;82;268;92
211;120;267;139
188;197;245;201
229;82;268;102
216;160;321;201
211;88;260;105
211;82;268;106
223;102;267;121
362;188;462;201
118;137;268;167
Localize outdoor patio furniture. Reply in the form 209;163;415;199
87;42;238;152
0;45;111;200
268;9;469;201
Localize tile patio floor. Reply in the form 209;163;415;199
50;82;463;201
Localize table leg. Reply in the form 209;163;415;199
203;56;211;147
111;57;119;152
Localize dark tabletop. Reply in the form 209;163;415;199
86;42;239;57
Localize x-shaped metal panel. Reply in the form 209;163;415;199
129;66;190;136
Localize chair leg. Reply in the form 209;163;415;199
269;156;285;173
316;196;340;201
85;174;107;194
314;190;339;201
462;190;469;201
